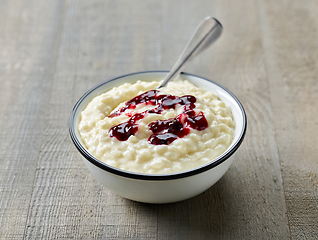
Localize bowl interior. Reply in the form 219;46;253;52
70;71;246;179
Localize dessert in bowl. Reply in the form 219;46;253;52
69;71;246;203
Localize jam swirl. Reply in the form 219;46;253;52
108;90;208;145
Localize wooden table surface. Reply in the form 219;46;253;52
1;0;317;239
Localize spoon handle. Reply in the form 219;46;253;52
158;17;223;88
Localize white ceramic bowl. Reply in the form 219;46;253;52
69;71;246;204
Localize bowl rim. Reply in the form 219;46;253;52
69;70;247;181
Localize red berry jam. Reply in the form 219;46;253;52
108;90;208;145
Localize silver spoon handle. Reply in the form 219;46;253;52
159;17;223;88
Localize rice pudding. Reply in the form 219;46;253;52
78;79;235;174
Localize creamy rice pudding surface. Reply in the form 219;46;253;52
78;79;235;174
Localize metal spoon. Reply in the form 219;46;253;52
158;17;223;88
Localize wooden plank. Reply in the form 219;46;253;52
23;0;162;238
258;0;318;238
0;0;67;239
158;0;290;239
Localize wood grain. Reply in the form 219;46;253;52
0;0;317;239
258;0;318;238
0;0;66;239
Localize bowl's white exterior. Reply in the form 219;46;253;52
70;71;246;204
82;154;234;203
